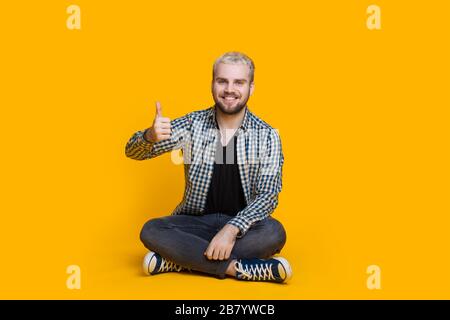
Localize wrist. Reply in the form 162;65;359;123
143;128;155;143
225;224;240;237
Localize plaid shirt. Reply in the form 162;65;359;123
125;106;284;238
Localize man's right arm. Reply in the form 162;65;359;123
125;101;192;160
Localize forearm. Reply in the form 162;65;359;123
125;112;192;161
228;128;284;238
227;191;279;238
125;129;155;160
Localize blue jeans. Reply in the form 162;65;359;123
140;213;287;279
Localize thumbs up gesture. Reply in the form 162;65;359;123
144;101;172;143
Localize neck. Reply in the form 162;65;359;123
215;105;246;130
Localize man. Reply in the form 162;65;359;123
125;52;292;283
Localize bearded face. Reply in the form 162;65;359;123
212;63;254;115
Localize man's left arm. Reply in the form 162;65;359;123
227;129;284;238
204;129;284;260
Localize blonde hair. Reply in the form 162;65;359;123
213;51;255;83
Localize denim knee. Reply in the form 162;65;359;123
139;218;167;246
233;218;287;259
268;218;287;247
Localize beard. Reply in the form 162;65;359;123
213;93;250;115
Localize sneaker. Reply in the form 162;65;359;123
142;251;185;275
234;257;293;283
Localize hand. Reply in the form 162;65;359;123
144;101;171;143
204;224;240;261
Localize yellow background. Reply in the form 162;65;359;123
0;0;449;299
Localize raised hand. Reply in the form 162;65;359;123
144;101;172;143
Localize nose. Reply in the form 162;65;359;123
225;82;234;93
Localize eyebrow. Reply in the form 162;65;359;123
216;77;248;83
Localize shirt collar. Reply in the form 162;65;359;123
208;105;250;132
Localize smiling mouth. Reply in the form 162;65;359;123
221;96;239;101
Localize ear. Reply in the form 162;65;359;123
249;82;255;96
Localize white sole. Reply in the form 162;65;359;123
142;251;156;275
273;257;293;282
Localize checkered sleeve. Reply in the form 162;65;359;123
125;113;192;160
227;129;284;238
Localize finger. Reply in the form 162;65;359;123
212;247;220;260
158;123;171;129
218;249;225;261
155;101;163;118
158;134;171;140
157;117;171;123
224;248;231;260
205;245;213;260
156;128;171;134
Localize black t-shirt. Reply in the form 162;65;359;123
203;132;247;216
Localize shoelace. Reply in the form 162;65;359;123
158;258;183;273
234;260;276;281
